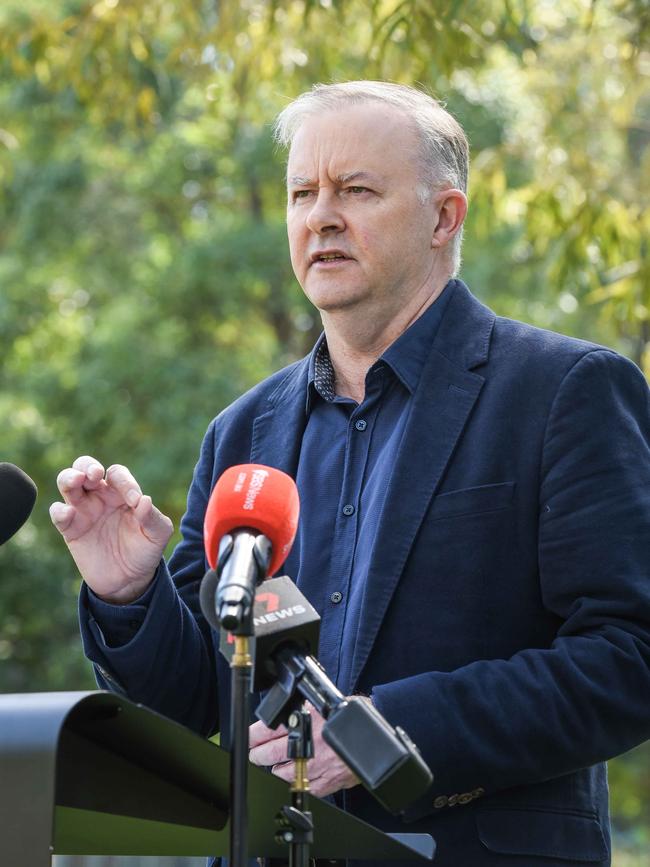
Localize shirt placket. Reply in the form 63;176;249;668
323;372;384;687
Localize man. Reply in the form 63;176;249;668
50;82;650;867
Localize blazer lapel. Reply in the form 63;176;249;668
249;358;309;477
348;283;495;692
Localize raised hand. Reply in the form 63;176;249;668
50;455;173;604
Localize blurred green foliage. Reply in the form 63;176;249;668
1;0;648;862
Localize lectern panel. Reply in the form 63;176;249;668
0;691;434;863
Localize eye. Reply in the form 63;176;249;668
291;189;314;202
347;186;370;194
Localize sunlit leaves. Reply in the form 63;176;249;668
0;9;648;859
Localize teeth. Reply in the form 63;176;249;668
318;254;344;260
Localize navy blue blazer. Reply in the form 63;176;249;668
81;280;650;867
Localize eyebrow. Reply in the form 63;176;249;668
287;170;383;187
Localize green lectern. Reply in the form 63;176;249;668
0;691;434;865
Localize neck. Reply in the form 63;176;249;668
322;276;449;403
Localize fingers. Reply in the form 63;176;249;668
249;731;290;767
267;757;357;795
249;720;286;749
58;460;142;508
56;456;106;506
248;717;360;795
105;464;143;507
49;501;95;543
54;457;172;542
133;495;174;546
72;456;106;489
49;502;76;532
56;469;88;506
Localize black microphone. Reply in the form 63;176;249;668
0;463;37;545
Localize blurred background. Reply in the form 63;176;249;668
0;0;648;864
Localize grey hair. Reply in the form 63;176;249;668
273;81;469;276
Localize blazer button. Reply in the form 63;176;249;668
433;796;448;809
447;794;459;807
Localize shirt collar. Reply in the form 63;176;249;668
382;279;454;392
306;279;455;412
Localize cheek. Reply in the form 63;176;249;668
287;224;305;267
356;229;373;250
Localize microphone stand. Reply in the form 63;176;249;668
203;568;432;865
201;532;271;867
230;631;253;867
275;709;314;867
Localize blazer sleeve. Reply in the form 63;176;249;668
78;418;221;737
371;350;650;804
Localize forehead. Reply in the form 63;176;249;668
286;102;421;181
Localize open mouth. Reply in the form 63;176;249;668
311;252;351;265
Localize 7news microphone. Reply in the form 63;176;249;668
199;463;433;815
0;462;37;546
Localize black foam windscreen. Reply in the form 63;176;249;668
199;568;220;630
0;463;37;545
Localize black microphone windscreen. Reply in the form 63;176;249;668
0;463;37;545
199;568;221;630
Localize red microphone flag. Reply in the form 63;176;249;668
203;464;300;577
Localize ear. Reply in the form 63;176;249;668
431;189;468;249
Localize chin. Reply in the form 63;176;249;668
304;282;369;313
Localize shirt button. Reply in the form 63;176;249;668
342;504;355;516
354;419;367;431
330;591;343;604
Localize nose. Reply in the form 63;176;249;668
305;190;345;235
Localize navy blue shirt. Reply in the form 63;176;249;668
87;285;453;695
284;285;452;693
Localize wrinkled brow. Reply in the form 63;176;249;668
287;175;313;186
287;170;382;186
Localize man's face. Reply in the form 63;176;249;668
286;102;440;318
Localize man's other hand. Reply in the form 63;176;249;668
249;702;363;797
50;455;173;604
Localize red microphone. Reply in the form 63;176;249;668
201;465;300;632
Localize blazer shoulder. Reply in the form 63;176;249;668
210;355;309;432
489;314;631;380
494;314;603;356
